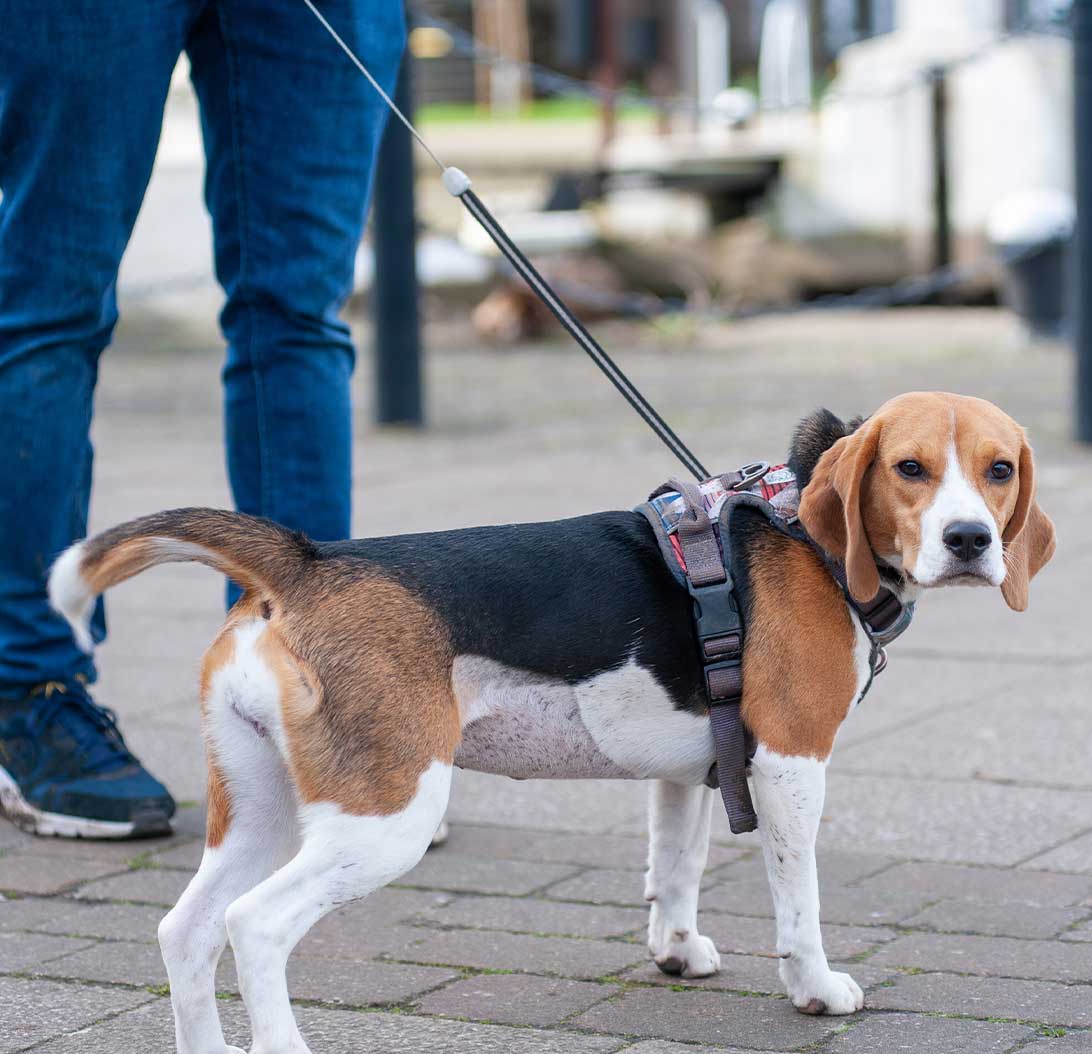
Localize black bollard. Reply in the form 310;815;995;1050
1076;0;1092;442
372;51;423;427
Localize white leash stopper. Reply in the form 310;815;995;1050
441;167;472;197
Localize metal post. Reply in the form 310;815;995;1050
372;52;423;426
727;0;753;79
930;66;952;272
854;0;872;40
807;0;827;83
1076;0;1092;442
597;0;619;153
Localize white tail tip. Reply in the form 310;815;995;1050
48;543;95;653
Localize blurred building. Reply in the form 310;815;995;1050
411;0;1074;270
806;0;1071;262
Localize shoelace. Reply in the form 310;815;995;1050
25;680;136;775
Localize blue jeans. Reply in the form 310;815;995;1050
0;1;404;690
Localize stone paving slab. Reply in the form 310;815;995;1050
619;957;895;997
573;988;844;1049
29;899;172;942
832;656;1041;750
820;771;1092;866
620;955;789;996
872;932;1092;983
621;1044;776;1054
72;866;194;906
398;850;582;896
868;972;1092;1028
544;868;658;907
837;680;1092;790
857;862;1092;905
439;824;744;872
1025;830;1092;875
32;937;170;988
216;956;460;1008
0;895;76;932
0;977;155;1054
448;771;646;836
24;997;629;1054
698;914;896;962
384;926;648;979
416;972;619;1026
0;931;94;973
903;897;1089;939
1022;1034;1092;1053
413;892;649;938
825;1012;1035;1053
0;852;129;896
1061;919;1092;943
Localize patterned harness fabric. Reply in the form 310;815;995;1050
647;465;799;579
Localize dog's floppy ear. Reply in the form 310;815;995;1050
798;415;883;604
1000;437;1056;611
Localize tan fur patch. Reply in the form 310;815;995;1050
270;570;461;817
204;759;233;849
82;539;166;598
198;619;241;848
741;532;858;760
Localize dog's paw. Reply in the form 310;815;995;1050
785;967;864;1016
650;931;721;979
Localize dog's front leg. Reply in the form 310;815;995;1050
645;780;720;978
750;745;863;1015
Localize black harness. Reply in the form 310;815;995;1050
637;466;914;834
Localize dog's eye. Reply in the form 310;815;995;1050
990;461;1014;481
896;460;924;479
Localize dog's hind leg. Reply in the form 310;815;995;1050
225;762;452;1054
645;780;720;978
159;619;300;1054
750;745;863;1015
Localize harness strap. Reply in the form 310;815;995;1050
669;478;728;587
813;556;915;647
638;468;916;837
671;482;758;834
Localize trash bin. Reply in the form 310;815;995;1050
987;190;1075;340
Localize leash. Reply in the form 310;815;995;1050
301;0;709;481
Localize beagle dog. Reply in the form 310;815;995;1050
48;391;1054;1053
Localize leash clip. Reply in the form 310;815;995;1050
730;461;770;491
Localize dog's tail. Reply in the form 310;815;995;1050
49;508;317;652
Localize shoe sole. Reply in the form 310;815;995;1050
0;765;173;840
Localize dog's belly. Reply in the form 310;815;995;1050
451;655;714;784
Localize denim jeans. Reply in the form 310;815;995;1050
0;1;404;690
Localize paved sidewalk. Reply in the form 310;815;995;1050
2;305;1091;1053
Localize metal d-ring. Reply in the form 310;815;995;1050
733;461;771;490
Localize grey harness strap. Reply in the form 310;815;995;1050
638;468;915;838
651;478;760;834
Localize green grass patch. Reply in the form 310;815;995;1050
418;96;649;126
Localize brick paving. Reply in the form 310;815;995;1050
1;298;1091;1052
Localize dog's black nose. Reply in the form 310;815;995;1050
943;521;992;562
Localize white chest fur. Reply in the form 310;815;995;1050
452;655;715;785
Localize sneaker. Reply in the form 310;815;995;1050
0;679;175;839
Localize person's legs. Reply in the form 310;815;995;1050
0;0;193;835
187;0;404;600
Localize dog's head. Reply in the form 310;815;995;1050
792;392;1055;611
